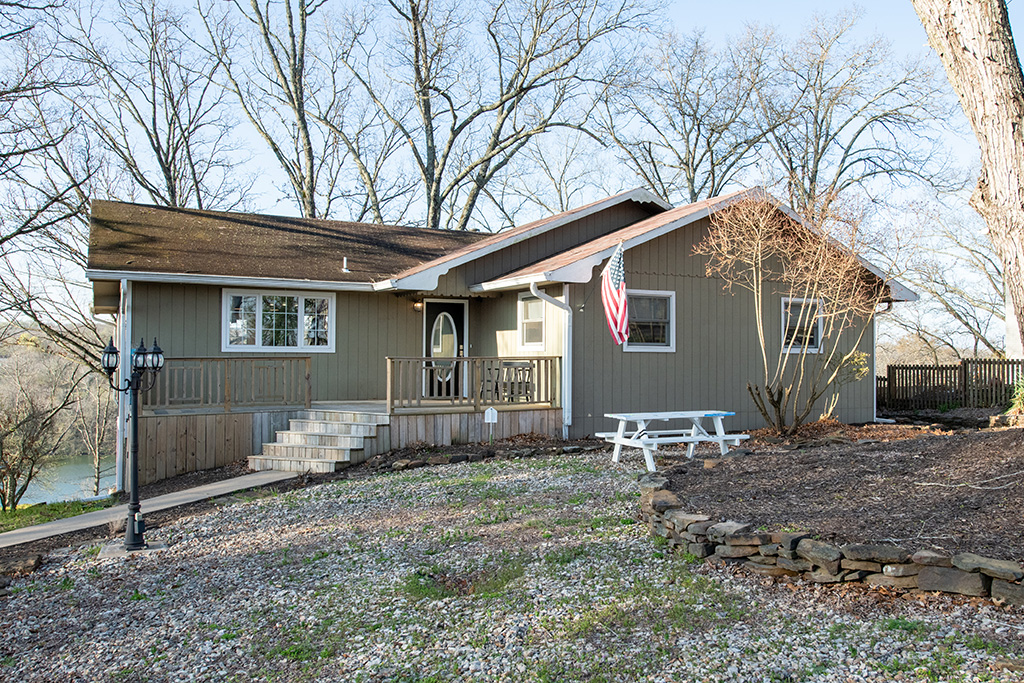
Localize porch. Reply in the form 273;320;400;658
134;355;562;482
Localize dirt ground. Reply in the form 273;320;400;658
658;419;1024;561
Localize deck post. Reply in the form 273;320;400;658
386;358;394;414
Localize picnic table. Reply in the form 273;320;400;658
597;410;750;472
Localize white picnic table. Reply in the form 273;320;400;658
598;410;750;472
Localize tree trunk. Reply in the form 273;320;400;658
911;0;1024;357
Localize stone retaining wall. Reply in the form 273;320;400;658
639;474;1024;606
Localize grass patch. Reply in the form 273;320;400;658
882;617;932;635
403;556;526;601
0;496;118;534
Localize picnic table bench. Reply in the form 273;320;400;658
597;410;750;472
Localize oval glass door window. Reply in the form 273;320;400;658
430;312;457;379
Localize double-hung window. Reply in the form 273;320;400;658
624;289;675;352
223;289;335;352
782;297;822;353
518;293;545;349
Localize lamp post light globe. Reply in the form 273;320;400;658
101;338;119;377
104;337;165;551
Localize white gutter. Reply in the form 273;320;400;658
115;278;132;492
86;269;375;292
530;282;572;439
470;273;552;293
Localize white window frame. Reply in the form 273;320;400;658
222;289;336;353
781;297;823;354
623;289;676;353
517;291;546;350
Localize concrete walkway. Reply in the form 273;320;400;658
0;470;298;549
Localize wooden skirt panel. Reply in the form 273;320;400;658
389;409;562;449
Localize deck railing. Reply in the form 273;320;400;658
142;356;312;412
387;356;559;413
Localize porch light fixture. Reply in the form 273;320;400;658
413;301;423;312
101;337;165;551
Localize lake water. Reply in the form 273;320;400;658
21;454;118;505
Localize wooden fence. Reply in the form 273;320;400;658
142;356;312;412
879;359;1024;410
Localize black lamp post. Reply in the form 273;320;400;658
102;337;164;551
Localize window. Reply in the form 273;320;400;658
624;289;675;352
782;297;822;353
518;292;545;349
223;290;335;352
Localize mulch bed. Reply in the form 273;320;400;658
658;420;1024;562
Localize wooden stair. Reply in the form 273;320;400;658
248;409;390;473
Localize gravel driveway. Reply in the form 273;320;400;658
2;451;1022;682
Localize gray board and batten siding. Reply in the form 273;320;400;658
430;202;658;298
129;281;566;403
568;215;876;438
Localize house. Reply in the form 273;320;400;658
87;188;915;484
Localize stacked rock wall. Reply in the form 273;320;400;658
639;474;1024;606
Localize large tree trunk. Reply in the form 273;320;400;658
911;0;1024;357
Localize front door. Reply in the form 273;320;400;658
424;300;467;398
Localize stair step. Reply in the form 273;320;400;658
301;410;389;425
248;455;348;474
277;431;364;448
288;419;378;436
261;443;361;460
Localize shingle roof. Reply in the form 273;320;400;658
87;200;486;284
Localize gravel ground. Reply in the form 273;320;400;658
2;451;1022;682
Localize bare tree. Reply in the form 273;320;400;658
696;196;887;434
481;130;619;229
337;0;655;231
763;10;954;223
70;371;116;496
57;0;252;211
910;0;1024;358
0;343;85;512
601;26;780;204
889;205;1004;359
200;0;351;218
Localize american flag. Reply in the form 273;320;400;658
601;242;629;345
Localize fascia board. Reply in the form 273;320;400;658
389;188;673;292
85;269;375;292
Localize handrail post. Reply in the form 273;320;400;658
386;358;394;414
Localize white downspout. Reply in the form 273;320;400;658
873;302;894;424
531;282;572;439
115;279;133;491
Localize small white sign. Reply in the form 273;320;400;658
484;407;498;424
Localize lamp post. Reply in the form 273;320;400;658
101;337;164;551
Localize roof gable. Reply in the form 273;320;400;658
374;187;671;291
473;188;917;303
